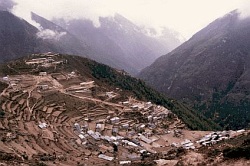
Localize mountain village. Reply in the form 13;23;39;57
0;53;248;165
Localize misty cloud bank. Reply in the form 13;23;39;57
0;0;249;39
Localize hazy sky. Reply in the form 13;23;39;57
12;0;250;39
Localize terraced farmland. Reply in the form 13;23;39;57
0;53;248;166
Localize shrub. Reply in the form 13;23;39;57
223;146;250;159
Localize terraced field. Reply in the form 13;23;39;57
0;72;182;165
0;74;127;165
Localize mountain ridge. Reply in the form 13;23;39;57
139;10;250;129
0;11;90;63
54;14;183;74
0;9;182;75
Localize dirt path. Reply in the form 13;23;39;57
65;92;124;108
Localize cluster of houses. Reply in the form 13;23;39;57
196;131;230;146
69;97;249;163
171;139;195;150
65;81;95;96
173;130;245;149
69;99;185;162
73;121;144;162
25;53;64;66
26;57;52;65
195;130;246;146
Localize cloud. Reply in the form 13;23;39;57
238;0;250;19
37;29;67;40
11;0;250;39
12;0;116;27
